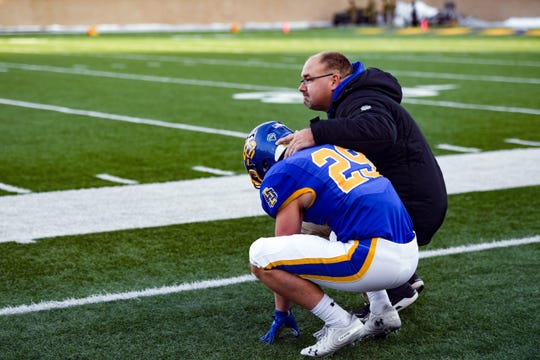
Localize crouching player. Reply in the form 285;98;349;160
243;121;419;357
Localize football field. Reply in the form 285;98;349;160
0;28;539;359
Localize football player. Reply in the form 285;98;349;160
244;121;419;357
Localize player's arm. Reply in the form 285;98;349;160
274;192;313;236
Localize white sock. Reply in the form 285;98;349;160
367;290;392;315
310;294;351;328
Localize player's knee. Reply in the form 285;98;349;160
250;264;263;279
249;237;268;268
251;265;278;286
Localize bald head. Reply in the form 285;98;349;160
309;52;354;79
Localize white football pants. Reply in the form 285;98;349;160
249;234;418;292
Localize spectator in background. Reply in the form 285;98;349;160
364;0;378;25
347;0;359;24
383;0;396;25
411;0;419;26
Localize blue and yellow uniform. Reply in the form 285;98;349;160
261;144;415;244
250;144;418;292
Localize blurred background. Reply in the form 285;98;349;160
1;0;539;33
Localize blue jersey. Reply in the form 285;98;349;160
260;144;415;244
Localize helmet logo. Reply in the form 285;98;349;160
243;137;263;188
243;138;256;165
266;132;277;142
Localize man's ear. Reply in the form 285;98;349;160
330;74;341;90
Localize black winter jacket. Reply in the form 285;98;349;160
310;67;447;246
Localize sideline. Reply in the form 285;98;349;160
1;235;538;316
1;148;539;244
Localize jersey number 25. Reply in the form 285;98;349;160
311;146;380;193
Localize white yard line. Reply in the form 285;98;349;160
192;166;236;176
505;138;540;147
392;70;540;85
0;274;257;316
0;182;32;194
0;98;248;138
88;53;300;70
359;54;540;68
95;173;139;185
1;235;538;316
436;144;481;153
419;236;540;258
403;98;540;116
3;58;539;85
0;62;289;92
0;148;539;244
10;51;539;69
72;53;540;82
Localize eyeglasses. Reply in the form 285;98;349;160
299;73;334;86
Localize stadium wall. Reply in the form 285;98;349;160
0;0;538;28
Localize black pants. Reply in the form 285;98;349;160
406;198;447;247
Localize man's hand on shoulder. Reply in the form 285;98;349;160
276;128;315;158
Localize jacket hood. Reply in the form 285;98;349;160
329;65;403;116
